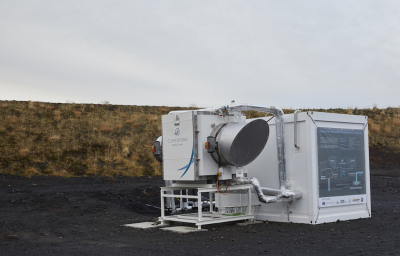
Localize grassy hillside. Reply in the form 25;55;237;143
0;100;399;177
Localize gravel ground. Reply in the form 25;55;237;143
0;174;399;256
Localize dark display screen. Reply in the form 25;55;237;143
318;128;366;198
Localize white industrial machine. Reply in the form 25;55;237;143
152;103;371;228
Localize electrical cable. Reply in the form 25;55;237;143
216;149;221;168
223;114;228;123
225;180;230;195
213;124;226;167
266;116;274;123
216;175;230;195
217;176;225;194
212;117;232;195
216;175;222;193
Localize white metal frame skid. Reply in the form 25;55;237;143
159;184;254;229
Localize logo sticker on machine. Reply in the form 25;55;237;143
177;145;194;178
167;128;188;146
320;195;366;207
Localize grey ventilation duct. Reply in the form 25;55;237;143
223;104;288;190
208;119;270;167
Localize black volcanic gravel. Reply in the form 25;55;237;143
0;174;399;255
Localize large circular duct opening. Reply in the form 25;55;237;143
210;119;269;167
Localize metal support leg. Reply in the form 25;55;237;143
247;187;252;215
161;188;165;224
209;192;213;213
240;194;242;213
198;190;202;221
180;190;183;209
198;189;202;229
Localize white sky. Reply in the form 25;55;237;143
0;0;399;109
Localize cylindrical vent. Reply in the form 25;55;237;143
211;119;269;167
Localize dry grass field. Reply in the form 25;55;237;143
0;100;399;177
0;100;196;177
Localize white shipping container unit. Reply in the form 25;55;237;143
217;111;371;224
155;105;371;227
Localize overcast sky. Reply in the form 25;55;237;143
0;1;399;109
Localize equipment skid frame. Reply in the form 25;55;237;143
159;185;254;229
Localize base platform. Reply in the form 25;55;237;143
123;222;169;229
160;226;208;234
159;184;254;229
